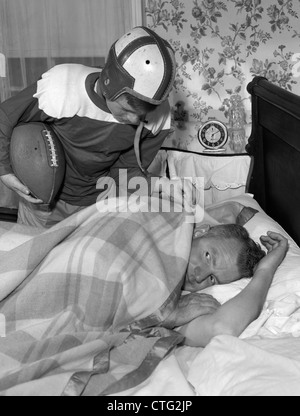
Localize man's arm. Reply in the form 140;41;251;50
177;232;289;347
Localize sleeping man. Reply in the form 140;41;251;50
164;220;288;348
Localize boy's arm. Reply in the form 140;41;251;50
177;232;289;347
0;83;48;175
0;83;55;202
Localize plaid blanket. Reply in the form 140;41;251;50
0;197;194;396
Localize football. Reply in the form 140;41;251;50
10;122;66;205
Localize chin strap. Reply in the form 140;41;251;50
134;121;146;174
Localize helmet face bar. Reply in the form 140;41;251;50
100;26;176;105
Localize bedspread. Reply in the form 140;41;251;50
0;197;196;396
0;195;255;396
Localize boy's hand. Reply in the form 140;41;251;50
163;292;221;329
0;173;43;204
153;177;198;208
258;232;289;274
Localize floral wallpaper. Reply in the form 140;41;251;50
145;0;300;151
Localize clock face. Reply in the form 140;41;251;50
198;120;228;150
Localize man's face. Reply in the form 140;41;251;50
106;95;145;126
183;232;242;292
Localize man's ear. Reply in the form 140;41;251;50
193;224;211;239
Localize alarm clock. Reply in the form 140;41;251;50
198;120;228;151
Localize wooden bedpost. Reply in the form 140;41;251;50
246;77;268;210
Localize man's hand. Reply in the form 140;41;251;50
163;292;221;329
258;232;289;275
0;173;43;204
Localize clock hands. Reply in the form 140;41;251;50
209;129;221;141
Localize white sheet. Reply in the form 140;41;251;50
188;335;300;396
113;353;196;396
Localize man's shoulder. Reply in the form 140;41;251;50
34;64;101;119
37;64;100;92
44;63;100;79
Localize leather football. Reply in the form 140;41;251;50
10;122;66;204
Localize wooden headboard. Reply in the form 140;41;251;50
247;76;300;246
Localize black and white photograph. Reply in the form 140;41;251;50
0;0;299;398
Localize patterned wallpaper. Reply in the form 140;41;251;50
144;0;300;151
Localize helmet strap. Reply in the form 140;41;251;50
134;121;146;174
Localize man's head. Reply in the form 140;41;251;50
184;224;265;292
100;26;176;107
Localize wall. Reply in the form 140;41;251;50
144;0;300;151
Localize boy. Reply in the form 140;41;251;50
0;26;183;227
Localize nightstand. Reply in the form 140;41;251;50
165;148;252;206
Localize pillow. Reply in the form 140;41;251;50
166;150;252;205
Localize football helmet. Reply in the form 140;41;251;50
100;26;176;105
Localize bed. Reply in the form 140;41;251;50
0;76;300;397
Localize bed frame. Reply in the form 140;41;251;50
0;207;18;222
246;76;300;247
